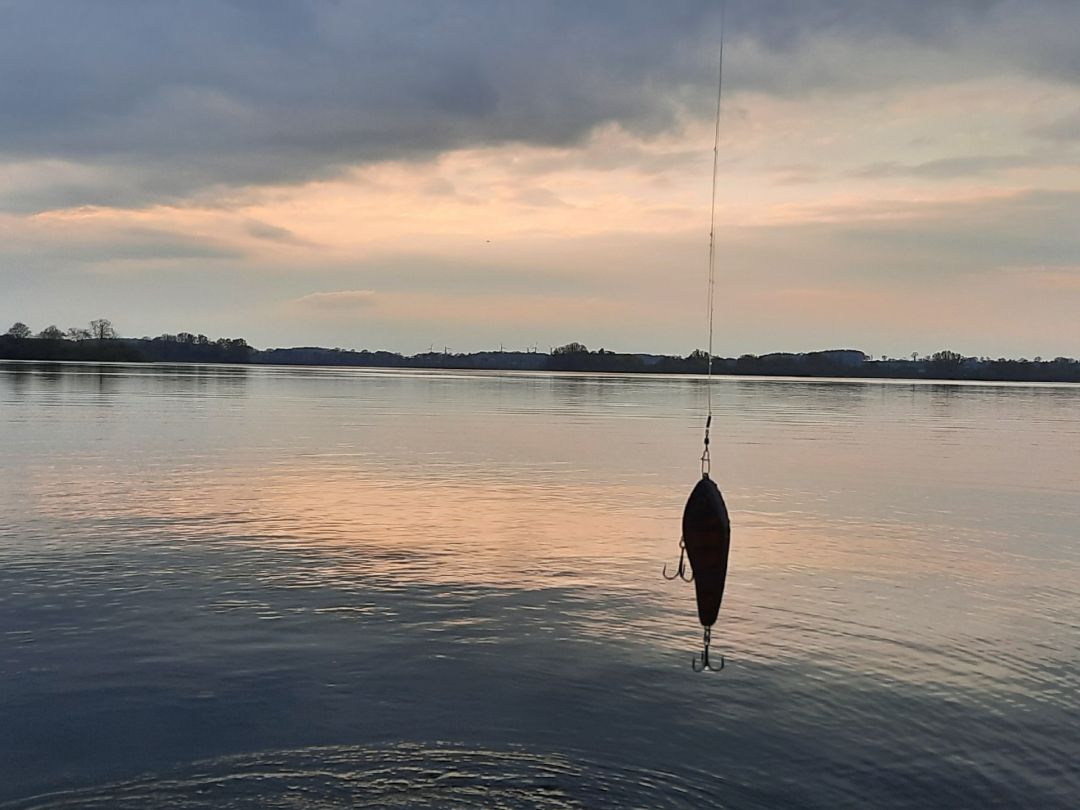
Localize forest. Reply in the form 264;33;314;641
4;321;1079;383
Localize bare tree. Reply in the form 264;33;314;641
66;327;91;341
6;322;31;339
89;319;117;340
38;325;65;340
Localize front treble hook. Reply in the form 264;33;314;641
662;538;694;582
691;625;724;672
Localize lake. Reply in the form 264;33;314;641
1;361;1077;808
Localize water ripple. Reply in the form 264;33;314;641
0;743;739;810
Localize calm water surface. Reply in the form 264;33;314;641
1;361;1078;808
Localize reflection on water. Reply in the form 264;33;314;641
1;362;1078;808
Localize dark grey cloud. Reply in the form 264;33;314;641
0;2;712;184
725;1;1080;97
1;0;1076;209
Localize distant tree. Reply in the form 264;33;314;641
6;322;31;339
66;327;92;341
735;353;760;373
682;348;710;372
552;342;588;355
177;332;196;343
930;350;963;364
212;337;253;362
926;351;965;379
90;318;117;340
38;325;65;340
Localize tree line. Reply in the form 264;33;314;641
6;319;117;342
2;320;253;363
3;322;1078;382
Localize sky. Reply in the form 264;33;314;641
2;0;1079;358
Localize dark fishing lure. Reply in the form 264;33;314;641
665;468;732;671
685;473;731;671
683;474;731;629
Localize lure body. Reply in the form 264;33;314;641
681;474;731;627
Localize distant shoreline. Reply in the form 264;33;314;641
3;334;1078;384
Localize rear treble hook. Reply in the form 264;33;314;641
691;625;724;673
662;538;694;582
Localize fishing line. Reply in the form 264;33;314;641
701;0;725;478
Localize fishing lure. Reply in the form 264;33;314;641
681;472;730;671
663;418;733;671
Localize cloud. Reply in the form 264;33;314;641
3;1;1079;210
0;2;716;207
851;154;1037;179
245;220;307;244
0;214;243;267
292;290;378;311
1031;109;1080;141
513;188;572;208
838;190;1080;258
999;264;1080;290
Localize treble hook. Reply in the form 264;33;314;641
662;538;694;582
691;625;724;672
